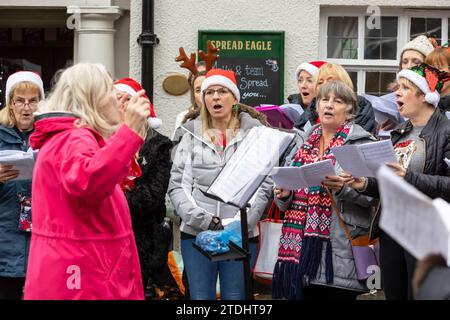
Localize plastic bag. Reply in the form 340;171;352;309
195;220;242;255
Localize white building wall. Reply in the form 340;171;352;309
130;0;448;137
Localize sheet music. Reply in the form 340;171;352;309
0;149;35;180
271;159;336;190
361;92;405;124
207;126;295;208
303;121;312;133
332;140;396;177
358;140;397;171
378;166;450;265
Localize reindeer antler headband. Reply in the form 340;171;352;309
176;40;220;76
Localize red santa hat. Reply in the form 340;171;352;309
6;71;45;104
295;60;327;82
114;77;162;129
200;68;240;102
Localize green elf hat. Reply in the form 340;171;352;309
397;63;450;107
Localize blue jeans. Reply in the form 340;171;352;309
181;238;258;300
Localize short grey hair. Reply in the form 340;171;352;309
316;80;358;120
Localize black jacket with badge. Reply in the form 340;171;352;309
363;109;450;239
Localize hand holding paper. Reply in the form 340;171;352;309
377;166;450;266
332;140;397;177
0;149;35;181
271;159;336;190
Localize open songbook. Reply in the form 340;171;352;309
271;159;336;190
378;166;450;266
332;140;397;177
254;105;295;129
207;126;295;208
0;148;36;181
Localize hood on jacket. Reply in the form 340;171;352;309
0;125;25;144
181;103;268;127
306;122;375;143
182;109;264;138
30;113;103;150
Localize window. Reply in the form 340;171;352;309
365;72;396;96
364;17;398;60
320;8;450;95
327;17;358;59
411;18;441;42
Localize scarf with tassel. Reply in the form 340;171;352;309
272;122;351;300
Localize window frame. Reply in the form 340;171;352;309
319;7;450;94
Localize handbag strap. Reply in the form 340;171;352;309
325;187;355;242
319;136;355;242
267;200;281;221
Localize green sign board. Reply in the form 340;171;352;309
199;30;285;107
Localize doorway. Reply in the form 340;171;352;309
0;9;74;109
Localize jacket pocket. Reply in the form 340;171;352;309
106;244;132;281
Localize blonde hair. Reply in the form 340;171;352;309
0;82;42;127
39;63;117;137
315;63;354;92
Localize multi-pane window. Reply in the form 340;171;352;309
327;17;358;59
365;72;396;96
321;9;450;95
364;17;398;60
411;18;441;43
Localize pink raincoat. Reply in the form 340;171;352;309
24;115;145;300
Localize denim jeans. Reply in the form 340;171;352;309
181;238;258;300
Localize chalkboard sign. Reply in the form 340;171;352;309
199;31;284;107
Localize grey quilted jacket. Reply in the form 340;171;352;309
168;112;273;237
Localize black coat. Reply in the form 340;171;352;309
438;94;450;113
294;96;377;135
125;129;173;285
365;109;450;238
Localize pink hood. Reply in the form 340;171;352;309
24;114;144;300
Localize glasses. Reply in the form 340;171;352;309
13;99;39;108
204;88;231;98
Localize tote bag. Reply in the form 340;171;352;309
253;201;283;285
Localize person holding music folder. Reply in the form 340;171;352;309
272;80;378;300
346;63;450;300
0;71;44;299
168;68;272;300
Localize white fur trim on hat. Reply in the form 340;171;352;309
6;71;45;104
200;75;240;102
400;35;434;59
295;63;319;82
397;69;440;107
148;117;162;129
114;83;138;96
